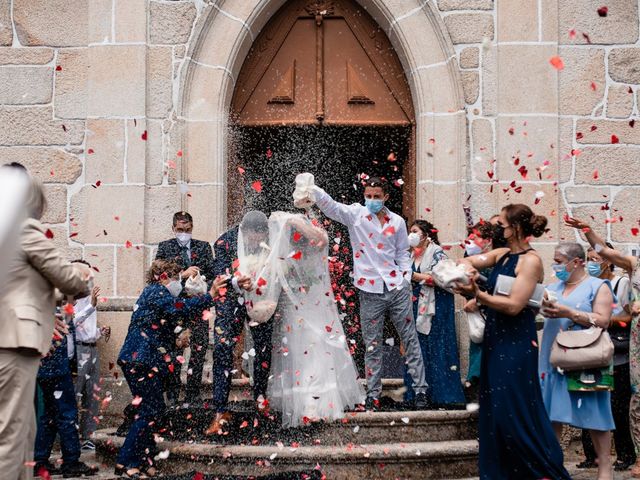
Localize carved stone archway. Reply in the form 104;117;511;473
178;0;465;243
227;0;416;223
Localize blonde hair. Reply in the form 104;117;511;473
25;175;47;220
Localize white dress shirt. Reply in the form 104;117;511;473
73;295;100;343
314;187;412;294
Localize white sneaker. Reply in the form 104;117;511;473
81;440;95;452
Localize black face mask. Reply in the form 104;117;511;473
491;224;508;248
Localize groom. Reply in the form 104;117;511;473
205;211;274;435
309;176;430;410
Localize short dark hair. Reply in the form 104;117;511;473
364;176;389;195
173;211;193;226
1;162;27;171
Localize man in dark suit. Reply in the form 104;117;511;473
156;211;215;405
205;211;274;436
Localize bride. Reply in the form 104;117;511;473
238;211;365;428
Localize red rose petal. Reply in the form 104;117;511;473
251;180;263;193
549;56;564;70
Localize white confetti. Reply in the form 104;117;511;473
155;449;170;460
353;425;360;433
401;417;410;424
54;391;63;400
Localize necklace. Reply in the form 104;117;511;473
566;272;588;285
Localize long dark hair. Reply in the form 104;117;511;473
411;219;440;245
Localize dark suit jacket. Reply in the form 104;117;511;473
118;283;213;371
156;237;215;283
212;226;243;315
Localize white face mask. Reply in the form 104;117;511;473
465;242;483;256
166;280;183;297
408;232;422;248
176;232;192;246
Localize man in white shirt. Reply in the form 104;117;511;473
313;176;429;410
71;260;109;451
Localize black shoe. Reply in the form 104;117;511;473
34;461;59;477
60;461;99;478
414;392;432;410
364;397;379;411
115;419;132;437
614;458;635;471
576;459;597;469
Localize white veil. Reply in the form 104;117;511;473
236;214;275;325
261;211;365;427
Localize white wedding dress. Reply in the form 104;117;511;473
239;212;365;427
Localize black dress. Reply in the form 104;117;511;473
479;251;571;479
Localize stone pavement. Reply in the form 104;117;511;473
50;446;640;479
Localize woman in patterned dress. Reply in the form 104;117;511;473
565;216;640;477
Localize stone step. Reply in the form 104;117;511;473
151;406;477;445
99;377;411;428
94;429;479;479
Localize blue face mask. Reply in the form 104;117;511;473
365;198;385;214
586;261;602;277
552;263;571;282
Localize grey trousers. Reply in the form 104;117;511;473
359;284;427;399
0;348;41;480
74;344;100;440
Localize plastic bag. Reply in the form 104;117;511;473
246;300;277;324
184;273;207;296
292;172;316;209
431;259;471;290
467;310;485;343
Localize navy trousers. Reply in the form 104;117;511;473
212;301;273;413
35;375;81;464
117;363;165;469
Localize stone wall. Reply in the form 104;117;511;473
0;0;639;378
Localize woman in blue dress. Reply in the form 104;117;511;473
402;220;465;408
455;204;570;480
540;242;614;480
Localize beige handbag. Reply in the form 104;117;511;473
549;326;614;371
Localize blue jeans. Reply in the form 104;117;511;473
212;302;273;413
116;363;165;469
35;375;81;464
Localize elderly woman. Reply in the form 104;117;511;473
402;219;465;408
540;242;615;480
115;260;226;479
0;169;91;479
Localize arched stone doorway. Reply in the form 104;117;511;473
227;0;415;224
179;0;465;244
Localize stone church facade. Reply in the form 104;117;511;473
1;0;639;369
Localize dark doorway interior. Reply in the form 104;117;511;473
231;125;412;378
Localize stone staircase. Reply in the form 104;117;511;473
93;379;479;479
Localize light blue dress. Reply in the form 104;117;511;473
539;276;615;431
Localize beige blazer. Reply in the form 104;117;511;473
0;218;89;355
